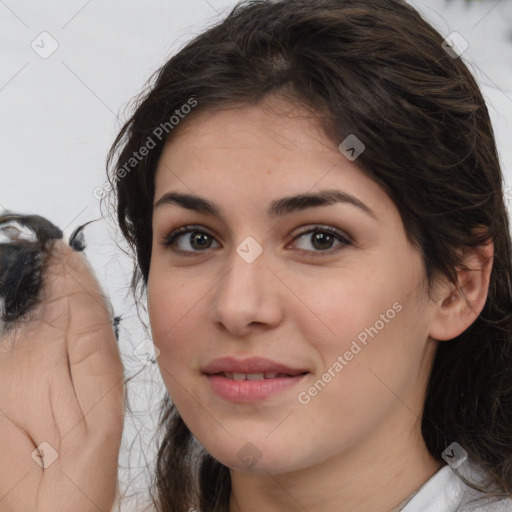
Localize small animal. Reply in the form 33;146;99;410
0;211;121;339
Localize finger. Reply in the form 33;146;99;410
41;240;125;441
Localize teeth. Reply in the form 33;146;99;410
246;372;265;381
220;372;286;380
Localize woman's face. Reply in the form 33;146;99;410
147;97;441;474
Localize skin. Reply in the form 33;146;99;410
0;240;124;512
147;95;493;512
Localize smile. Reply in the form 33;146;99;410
218;372;299;380
205;372;308;402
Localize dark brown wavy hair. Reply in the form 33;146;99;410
105;0;512;510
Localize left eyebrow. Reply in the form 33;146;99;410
153;189;377;220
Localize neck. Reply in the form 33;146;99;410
229;412;443;512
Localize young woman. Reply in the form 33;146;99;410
1;0;511;511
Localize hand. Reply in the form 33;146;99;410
0;227;125;512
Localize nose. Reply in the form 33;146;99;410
211;241;284;337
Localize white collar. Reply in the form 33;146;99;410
401;463;512;511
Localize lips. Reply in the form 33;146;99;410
219;372;296;380
202;356;309;402
202;356;308;377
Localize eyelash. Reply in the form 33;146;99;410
161;224;352;257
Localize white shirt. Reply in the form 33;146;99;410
400;463;512;511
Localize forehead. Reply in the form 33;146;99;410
152;98;393;220
161;98;332;158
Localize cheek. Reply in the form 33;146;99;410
292;285;425;448
147;262;211;382
295;271;400;351
147;254;192;335
299;255;427;374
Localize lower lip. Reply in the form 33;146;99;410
205;373;307;402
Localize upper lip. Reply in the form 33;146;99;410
202;356;308;376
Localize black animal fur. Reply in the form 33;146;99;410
0;212;120;339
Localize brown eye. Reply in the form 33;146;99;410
291;226;351;254
187;232;214;250
162;225;220;254
162;224;351;256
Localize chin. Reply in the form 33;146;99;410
194;433;311;475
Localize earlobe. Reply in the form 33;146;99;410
428;239;494;341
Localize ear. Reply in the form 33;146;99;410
428;237;494;341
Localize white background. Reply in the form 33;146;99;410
1;0;512;508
